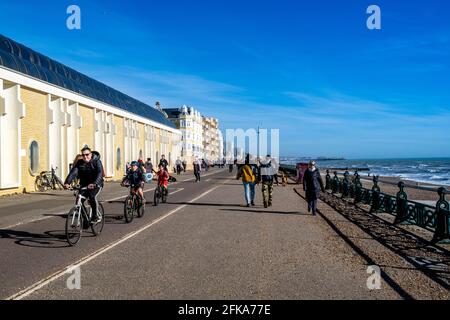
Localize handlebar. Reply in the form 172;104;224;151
67;185;95;191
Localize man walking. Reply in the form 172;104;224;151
258;155;274;208
193;157;202;182
175;157;183;175
303;160;325;215
159;154;169;171
236;155;256;207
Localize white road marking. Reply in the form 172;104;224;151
7;181;227;300
182;169;224;182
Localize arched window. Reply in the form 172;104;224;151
29;141;39;175
139;149;143;160
116;148;121;171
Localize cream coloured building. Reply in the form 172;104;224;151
0;34;181;196
202;116;223;164
163;105;204;168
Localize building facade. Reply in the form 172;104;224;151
164;105;203;169
202;116;223;164
0;34;181;196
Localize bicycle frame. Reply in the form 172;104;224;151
71;187;91;227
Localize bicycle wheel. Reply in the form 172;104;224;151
153;188;160;206
124;196;135;223
162;188;168;203
66;207;82;246
137;197;145;218
35;176;46;192
91;203;105;235
55;176;64;190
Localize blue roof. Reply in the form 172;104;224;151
0;34;175;129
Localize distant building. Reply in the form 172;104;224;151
202;116;222;164
0;34;181;196
164;105;204;168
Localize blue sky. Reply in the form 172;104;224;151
1;0;449;158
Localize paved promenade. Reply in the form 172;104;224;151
0;168;448;300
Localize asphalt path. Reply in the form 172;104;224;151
0;168;227;299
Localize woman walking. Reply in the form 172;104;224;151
303;161;325;215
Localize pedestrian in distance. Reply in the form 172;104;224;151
193;157;202;182
182;159;187;172
236;155;256;207
175;157;183;175
271;156;280;186
302;160;325;216
159;154;169;171
145;158;153;174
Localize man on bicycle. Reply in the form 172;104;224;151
64;146;104;223
121;161;145;205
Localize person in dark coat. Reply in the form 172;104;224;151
303;160;325;215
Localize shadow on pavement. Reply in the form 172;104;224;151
219;208;309;215
165;202;243;207
0;229;70;248
293;187;450;298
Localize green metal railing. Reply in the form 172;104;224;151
324;170;450;244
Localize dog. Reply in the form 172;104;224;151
281;172;288;186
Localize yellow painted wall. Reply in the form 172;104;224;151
79;104;94;150
20;87;48;193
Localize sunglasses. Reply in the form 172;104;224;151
82;153;91;157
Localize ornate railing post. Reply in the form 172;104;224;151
342;170;350;198
325;170;331;190
394;181;409;224
370;175;381;213
354;172;363;204
332;171;339;194
433;187;450;243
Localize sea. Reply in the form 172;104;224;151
279;157;450;186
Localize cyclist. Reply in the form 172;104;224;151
64;146;104;223
154;163;169;195
121;161;145;205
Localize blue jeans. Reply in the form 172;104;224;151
243;182;255;204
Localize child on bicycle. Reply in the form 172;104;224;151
121;161;145;204
154;163;169;194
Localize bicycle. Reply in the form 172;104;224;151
123;184;145;223
35;166;66;191
153;183;168;206
65;186;105;246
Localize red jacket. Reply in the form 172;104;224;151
156;170;169;187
